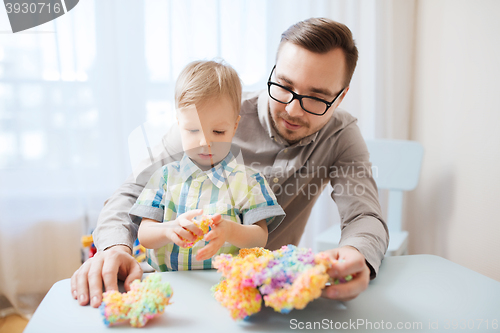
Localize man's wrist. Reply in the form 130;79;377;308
105;244;132;255
341;245;376;279
342;245;360;252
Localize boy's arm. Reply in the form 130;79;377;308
138;211;206;249
137;218;167;249
196;218;268;261
224;219;268;248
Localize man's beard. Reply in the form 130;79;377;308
269;109;309;145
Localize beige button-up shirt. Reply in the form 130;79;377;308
93;90;388;278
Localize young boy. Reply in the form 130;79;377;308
129;60;285;271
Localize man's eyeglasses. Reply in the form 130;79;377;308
267;65;346;116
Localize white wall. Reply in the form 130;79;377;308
407;0;500;281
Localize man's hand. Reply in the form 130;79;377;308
195;214;225;261
70;245;143;308
321;246;370;301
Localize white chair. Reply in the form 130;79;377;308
315;139;424;256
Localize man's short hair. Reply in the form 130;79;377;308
175;60;242;115
278;18;359;87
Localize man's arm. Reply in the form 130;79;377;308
71;171;155;308
92;173;148;252
331;122;388;277
322;121;388;301
94;124;184;251
71;125;183;307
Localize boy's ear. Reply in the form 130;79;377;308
234;115;241;132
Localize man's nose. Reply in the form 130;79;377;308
285;99;305;117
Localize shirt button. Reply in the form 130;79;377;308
273;177;279;183
284;149;288;153
192;181;199;188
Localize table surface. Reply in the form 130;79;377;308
25;255;500;332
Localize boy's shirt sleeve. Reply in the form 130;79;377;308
129;166;169;223
238;170;285;233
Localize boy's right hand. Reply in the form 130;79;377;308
165;209;205;247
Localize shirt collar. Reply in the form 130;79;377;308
256;89;319;147
179;151;237;188
179;154;202;181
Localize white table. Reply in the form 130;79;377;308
25;255;500;332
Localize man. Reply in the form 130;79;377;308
71;17;388;308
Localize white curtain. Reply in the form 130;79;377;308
0;0;410;316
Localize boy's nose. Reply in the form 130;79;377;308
199;135;210;147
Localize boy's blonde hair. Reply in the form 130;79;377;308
175;60;242;116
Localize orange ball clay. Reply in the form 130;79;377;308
238;247;271;258
180;215;214;248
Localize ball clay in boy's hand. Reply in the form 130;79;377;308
180;215;214;248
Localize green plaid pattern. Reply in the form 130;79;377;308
131;152;283;271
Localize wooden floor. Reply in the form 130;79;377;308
0;315;28;333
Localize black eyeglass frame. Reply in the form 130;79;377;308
267;65;346;116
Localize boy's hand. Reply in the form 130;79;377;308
195;214;225;261
165;209;205;247
321;246;370;301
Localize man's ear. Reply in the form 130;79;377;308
335;86;349;108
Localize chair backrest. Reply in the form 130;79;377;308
366;139;424;232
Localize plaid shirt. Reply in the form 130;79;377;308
129;152;285;271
